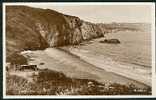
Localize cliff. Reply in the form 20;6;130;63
6;6;106;62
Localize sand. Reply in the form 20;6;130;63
64;48;151;86
21;48;150;88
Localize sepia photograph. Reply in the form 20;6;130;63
3;2;155;98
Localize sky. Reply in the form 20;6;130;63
23;3;152;23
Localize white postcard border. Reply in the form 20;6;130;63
2;2;156;99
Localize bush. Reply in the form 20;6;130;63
7;53;28;65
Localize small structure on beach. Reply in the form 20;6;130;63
6;63;38;71
18;65;38;71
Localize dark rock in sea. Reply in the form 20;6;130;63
39;62;45;65
100;39;120;44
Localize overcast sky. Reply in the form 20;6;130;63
23;3;152;23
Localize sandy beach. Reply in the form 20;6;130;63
62;47;151;86
21;47;150;89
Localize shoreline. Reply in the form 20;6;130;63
21;48;150;88
60;47;151;87
58;47;151;86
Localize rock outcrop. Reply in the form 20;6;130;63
100;39;120;44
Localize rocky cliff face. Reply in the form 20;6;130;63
81;21;104;40
6;6;106;61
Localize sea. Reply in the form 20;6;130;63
65;29;152;85
100;30;151;68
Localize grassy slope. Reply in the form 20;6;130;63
6;68;151;95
